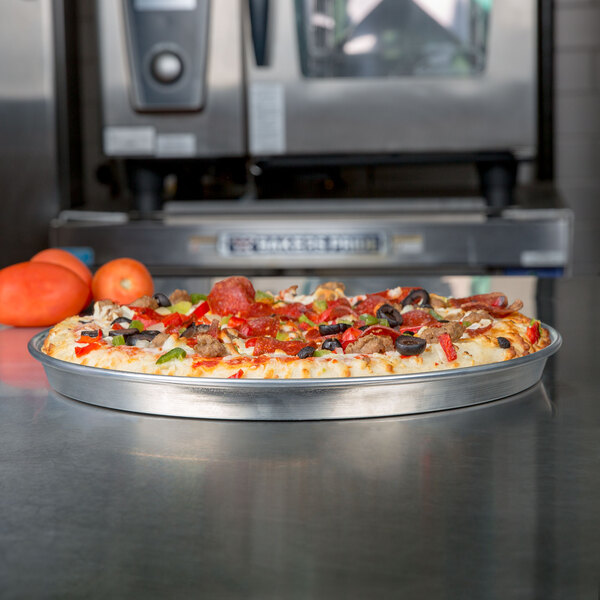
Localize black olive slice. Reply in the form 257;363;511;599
109;327;139;337
497;336;511;349
376;304;403;328
80;330;99;337
153;293;171;307
181;324;210;338
395;335;426;356
318;323;350;336
322;338;342;351
126;331;161;346
359;325;369;331
111;316;132;325
297;346;316;359
401;289;431;308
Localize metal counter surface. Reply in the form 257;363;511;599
0;277;598;599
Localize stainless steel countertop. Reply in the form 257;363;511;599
0;276;598;599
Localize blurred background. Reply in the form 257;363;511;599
0;0;597;278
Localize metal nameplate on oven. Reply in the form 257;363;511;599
217;233;385;257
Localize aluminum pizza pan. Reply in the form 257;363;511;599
28;326;561;421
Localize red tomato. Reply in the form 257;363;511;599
31;248;92;286
92;258;154;305
0;262;90;327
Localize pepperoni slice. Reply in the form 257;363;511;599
459;300;524;318
273;302;311;320
353;294;388;316
132;307;162;329
449;293;507;309
400;310;438;327
318;305;354;323
244;302;274;317
236;317;279;338
246;338;307;356
358;325;402;340
464;323;493;337
208;276;256;317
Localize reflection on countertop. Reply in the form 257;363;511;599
0;275;598;599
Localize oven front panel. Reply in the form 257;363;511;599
97;0;245;158
246;0;536;158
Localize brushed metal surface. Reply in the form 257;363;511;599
0;0;60;266
50;209;573;271
2;277;599;598
246;0;536;157
29;326;561;420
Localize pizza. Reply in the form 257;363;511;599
41;276;552;379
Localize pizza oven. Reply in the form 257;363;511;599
48;0;571;277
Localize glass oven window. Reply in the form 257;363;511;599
295;0;493;78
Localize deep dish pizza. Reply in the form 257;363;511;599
41;276;552;379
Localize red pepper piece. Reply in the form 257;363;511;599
526;320;540;344
227;316;248;330
341;326;362;350
75;342;101;357
162;312;184;330
228;369;244;379
78;331;102;343
439;333;457;362
192;301;210;320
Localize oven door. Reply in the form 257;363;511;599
245;0;536;159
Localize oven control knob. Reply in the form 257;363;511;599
150;51;183;84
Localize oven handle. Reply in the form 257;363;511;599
248;0;270;66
